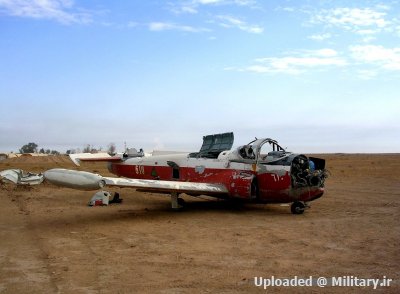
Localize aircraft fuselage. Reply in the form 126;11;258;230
108;151;325;204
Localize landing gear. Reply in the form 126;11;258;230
177;197;185;207
251;178;258;200
171;192;185;211
291;201;305;214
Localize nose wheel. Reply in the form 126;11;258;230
291;201;306;214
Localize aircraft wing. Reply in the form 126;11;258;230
103;177;228;195
69;153;123;166
43;168;228;196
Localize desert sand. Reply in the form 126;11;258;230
0;154;399;293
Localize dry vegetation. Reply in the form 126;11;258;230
0;154;399;293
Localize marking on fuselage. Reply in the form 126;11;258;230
195;165;205;174
135;165;145;175
151;167;158;178
271;174;285;182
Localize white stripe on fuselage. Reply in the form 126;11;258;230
124;153;244;169
122;153;291;173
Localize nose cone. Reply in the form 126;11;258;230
44;168;105;190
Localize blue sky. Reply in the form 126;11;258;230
0;0;399;153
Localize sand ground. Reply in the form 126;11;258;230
0;154;399;293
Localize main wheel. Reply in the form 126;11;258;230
291;201;305;214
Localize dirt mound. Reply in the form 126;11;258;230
0;155;112;175
0;155;76;173
5;155;70;164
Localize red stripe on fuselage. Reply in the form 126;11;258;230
110;163;235;184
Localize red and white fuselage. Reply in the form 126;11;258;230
44;136;328;214
107;138;327;204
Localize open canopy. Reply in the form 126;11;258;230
190;132;234;158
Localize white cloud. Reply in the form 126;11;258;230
259;56;346;68
0;0;91;24
168;2;199;14
197;0;222;4
180;5;198;14
308;33;332;41
149;22;174;31
148;22;210;33
196;0;256;6
238;46;400;76
281;7;295;12
311;7;389;35
232;49;347;74
312;48;338;57
350;45;400;70
169;0;257;14
356;29;376;35
361;35;376;43
167;1;262;33
127;21;138;28
355;69;378;80
216;15;263;33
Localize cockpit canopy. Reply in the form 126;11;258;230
189;132;234;159
238;138;286;160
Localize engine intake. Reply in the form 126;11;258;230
291;155;328;188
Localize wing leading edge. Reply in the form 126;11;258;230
69;153;122;166
103;177;228;195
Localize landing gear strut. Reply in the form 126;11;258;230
171;192;185;211
291;201;305;214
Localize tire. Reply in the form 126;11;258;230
291;201;305;214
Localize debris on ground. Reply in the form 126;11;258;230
0;169;44;185
88;191;123;206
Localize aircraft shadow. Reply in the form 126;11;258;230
28;199;291;230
